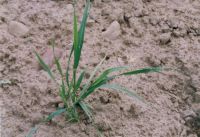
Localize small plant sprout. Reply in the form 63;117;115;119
35;0;161;123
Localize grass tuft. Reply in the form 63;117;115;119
33;0;162;130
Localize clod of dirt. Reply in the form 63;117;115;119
95;115;112;131
182;109;197;120
167;18;179;29
172;29;187;38
8;21;29;37
134;9;149;17
128;104;139;117
87;18;95;27
145;54;161;66
194;92;200;103
111;8;124;23
100;96;109;104
184;105;200;136
37;47;62;69
102;21;121;40
66;4;73;14
0;34;7;44
192;103;200;116
158;33;171;45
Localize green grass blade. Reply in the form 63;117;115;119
72;11;79;90
73;12;79;69
26;126;38;137
54;57;63;77
93;66;128;85
59;81;68;107
66;46;74;87
78;101;93;120
120;67;161;76
78;56;106;102
73;14;78;52
79;79;107;101
78;66;129;99
74;0;90;69
34;50;55;80
51;41;63;77
96;129;104;137
46;108;66;122
99;84;144;102
75;71;85;91
78;0;90;47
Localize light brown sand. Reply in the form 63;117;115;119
1;0;200;137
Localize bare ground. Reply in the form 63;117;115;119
1;0;200;137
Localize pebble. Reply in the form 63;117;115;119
87;18;95;27
8;21;29;37
102;21;121;40
158;33;171;45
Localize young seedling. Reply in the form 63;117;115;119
35;0;161;123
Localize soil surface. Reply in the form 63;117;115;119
1;0;200;137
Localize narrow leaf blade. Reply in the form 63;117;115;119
34;50;55;80
74;0;90;69
93;66;128;85
99;84;144;102
65;46;74;87
73;12;79;69
78;101;93;120
52;41;63;77
121;67;161;76
26;126;38;137
78;56;106;100
75;71;85;91
46;108;66;122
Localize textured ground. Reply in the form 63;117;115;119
1;0;200;137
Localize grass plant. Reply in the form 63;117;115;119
34;0;161;124
26;1;163;136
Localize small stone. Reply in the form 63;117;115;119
8;21;29;37
87;18;95;27
102;21;121;40
194;92;200;103
158;33;171;45
37;47;62;69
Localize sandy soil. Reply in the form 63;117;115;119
1;0;200;137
